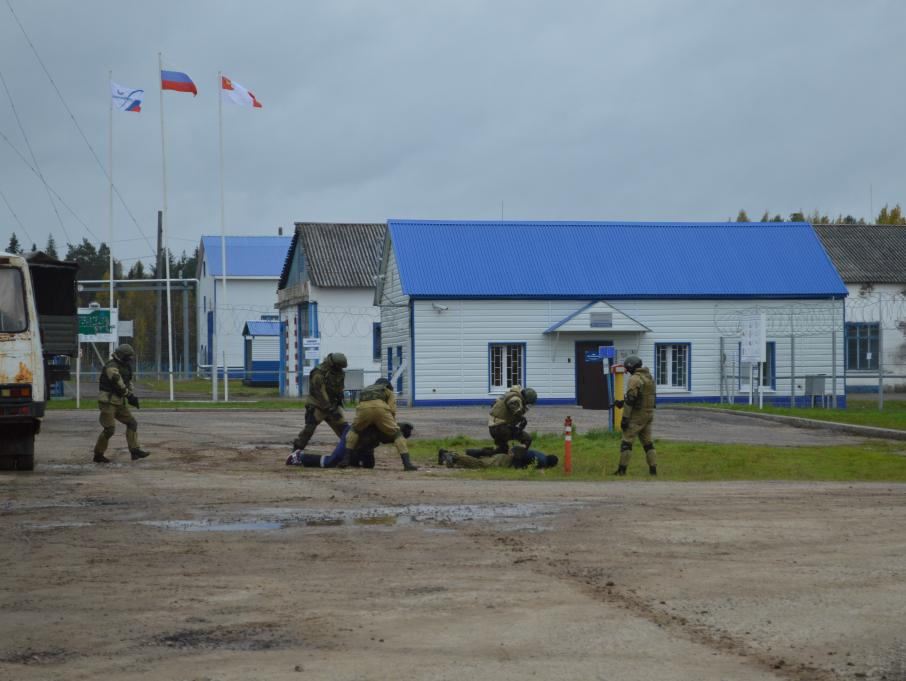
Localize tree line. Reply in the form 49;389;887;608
3;232;198;374
732;203;906;225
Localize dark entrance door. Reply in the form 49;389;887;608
575;340;613;409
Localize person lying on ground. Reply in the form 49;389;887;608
437;444;558;470
286;422;415;469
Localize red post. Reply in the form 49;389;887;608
564;415;573;474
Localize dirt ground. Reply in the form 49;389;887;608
2;406;905;681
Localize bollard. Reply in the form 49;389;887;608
564;415;573;474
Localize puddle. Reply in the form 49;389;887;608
141;520;283;532
140;503;572;534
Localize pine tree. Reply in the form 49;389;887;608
6;232;22;254
736;210;750;222
45;234;58;259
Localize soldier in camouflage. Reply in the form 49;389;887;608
292;352;348;451
483;385;537;454
344;378;417;471
437;444;558;470
613;354;657;476
93;344;149;463
286;422;415;469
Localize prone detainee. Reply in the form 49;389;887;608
478;385;537;455
437;444;558;470
613;354;657;476
292;352;347;452
286;422;415;469
92;344;149;463
344;378;418;471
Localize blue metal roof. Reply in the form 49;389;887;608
201;236;292;277
387;220;848;299
242;320;281;336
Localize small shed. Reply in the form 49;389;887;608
241;319;281;386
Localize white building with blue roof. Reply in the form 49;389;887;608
196;234;292;376
375;220;849;407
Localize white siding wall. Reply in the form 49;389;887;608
378;248;411;402
845;283;906;390
410;298;845;405
207;277;280;371
312;285;382;385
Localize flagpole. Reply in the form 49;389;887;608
108;69;115;359
218;71;229;402
158;53;175;402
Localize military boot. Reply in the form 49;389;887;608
649;465;657;476
437;448;448;465
400;453;418;471
613;464;627;476
130;448;150;460
93;452;111;464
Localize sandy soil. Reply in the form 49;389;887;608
1;407;905;681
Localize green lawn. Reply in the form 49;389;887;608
47;397;305;410
683;399;906;431
407;430;906;482
136;377;280;398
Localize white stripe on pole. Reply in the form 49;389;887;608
158;53;175;401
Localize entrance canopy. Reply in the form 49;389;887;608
543;301;650;334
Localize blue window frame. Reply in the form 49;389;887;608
738;341;776;389
396;346;403;393
387;347;393;382
372;323;381;361
654;343;691;389
488;343;526;391
846;322;879;370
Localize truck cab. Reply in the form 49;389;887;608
0;251;44;470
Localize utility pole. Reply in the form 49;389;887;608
155;210;163;380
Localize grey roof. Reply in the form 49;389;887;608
813;224;906;284
280;223;386;289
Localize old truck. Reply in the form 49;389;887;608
0;250;78;470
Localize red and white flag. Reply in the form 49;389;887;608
221;75;262;108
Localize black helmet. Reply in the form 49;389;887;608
328;352;348;369
521;387;538;404
623;355;643;373
543;454;559;469
114;344;135;361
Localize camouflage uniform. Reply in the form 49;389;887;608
440;445;558;470
293;353;347;450
345;380;417;471
486;385;534;453
93;349;145;461
619;366;657;470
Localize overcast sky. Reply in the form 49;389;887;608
1;1;904;266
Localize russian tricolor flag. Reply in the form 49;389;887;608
160;70;197;96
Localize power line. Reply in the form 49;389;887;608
0;184;34;245
0;126;101;241
5;0;155;257
0;66;69;242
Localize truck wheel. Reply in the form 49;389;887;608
0;457;14;471
17;431;35;470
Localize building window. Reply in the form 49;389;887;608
739;342;776;389
372;323;381;361
846;323;879;370
655;343;690;389
489;343;525;391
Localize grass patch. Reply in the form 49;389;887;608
681;400;906;431
136;378;280;398
47;398;306;411
407;431;906;482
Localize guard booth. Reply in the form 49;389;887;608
241;320;281;386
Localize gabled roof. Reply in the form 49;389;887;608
387;220;848;299
544;301;651;334
201;236;292;277
279;223;385;289
242;320;281;336
813;224;906;284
